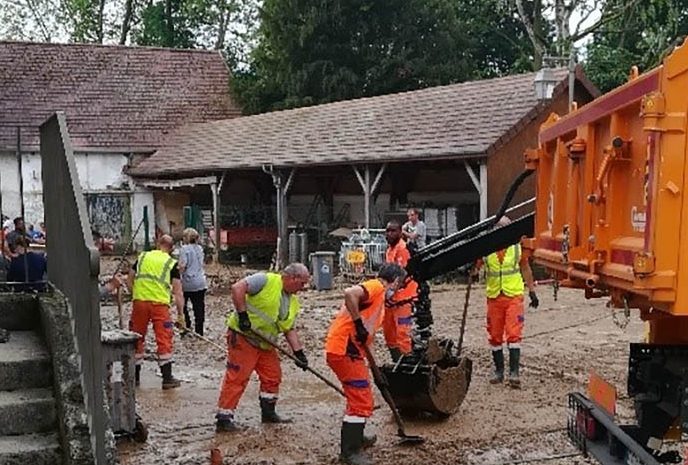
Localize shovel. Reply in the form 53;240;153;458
247;329;346;397
361;344;425;445
248;329;383;410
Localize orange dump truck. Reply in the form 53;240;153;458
523;39;688;464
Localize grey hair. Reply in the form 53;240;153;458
183;227;200;243
282;262;310;278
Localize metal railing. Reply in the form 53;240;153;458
338;228;387;277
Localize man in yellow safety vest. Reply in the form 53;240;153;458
127;234;185;389
479;216;538;388
215;262;311;432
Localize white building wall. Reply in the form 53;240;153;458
132;188;156;245
0;150;154;248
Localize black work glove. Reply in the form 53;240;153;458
529;290;539;309
238;311;251;331
293;350;308;371
354;318;369;345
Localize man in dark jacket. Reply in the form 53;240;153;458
7;237;47;292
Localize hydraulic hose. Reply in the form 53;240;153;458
491;169;535;227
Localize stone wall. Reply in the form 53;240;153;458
38;291;118;465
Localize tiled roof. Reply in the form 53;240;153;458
0;41;241;152
129;66;598;178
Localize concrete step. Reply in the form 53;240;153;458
0;388;56;436
0;331;52;391
0;432;61;465
0;295;40;330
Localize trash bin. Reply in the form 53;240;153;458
310;251;336;290
102;329;148;442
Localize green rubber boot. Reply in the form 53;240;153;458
508;347;521;389
490;349;504;384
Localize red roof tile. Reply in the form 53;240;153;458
129;67;598;178
0;41;241;152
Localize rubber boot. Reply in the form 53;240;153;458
389;347;402;363
215;413;239;433
160;362;181;390
135;364;141;387
340;422;371;465
260;397;292;423
508;347;521;389
490;349;504;384
362;428;377;449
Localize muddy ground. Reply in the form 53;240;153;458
103;261;645;465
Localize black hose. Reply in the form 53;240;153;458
491;169;535;227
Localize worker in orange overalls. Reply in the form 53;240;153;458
383;221;417;361
326;263;406;465
127;234;185;390
477;216;539;388
215;263;310;432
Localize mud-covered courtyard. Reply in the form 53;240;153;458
103;262;644;465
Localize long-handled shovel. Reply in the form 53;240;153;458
361;344;425;445
248;329;346;397
184;328;226;353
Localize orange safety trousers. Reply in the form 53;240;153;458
327;352;373;418
383;303;413;354
383;282;417;354
217;331;281;412
130;300;174;365
486;294;524;347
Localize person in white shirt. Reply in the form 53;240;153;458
402;208;427;251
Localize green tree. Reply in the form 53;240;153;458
585;0;688;92
233;0;477;114
458;0;539;76
135;0;200;47
60;0;106;42
0;0;65;41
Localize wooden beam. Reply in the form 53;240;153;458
210;181;220;262
464;161;480;192
479;162;488;220
139;176;218;190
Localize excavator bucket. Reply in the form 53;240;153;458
382;337;472;417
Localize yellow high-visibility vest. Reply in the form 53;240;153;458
227;273;300;350
485;245;525;299
132;250;175;304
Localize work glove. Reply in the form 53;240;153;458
293;350;309;371
175;312;187;331
238;311;252;331
529;290;539;309
354;319;369;345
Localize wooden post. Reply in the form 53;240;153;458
353;164;387;229
212;172;227;263
464;160;488;221
211;181;219;262
479;162;488;220
16;127;24;219
263;167;296;269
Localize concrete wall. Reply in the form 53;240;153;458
155;191;191;238
0;150;154;247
